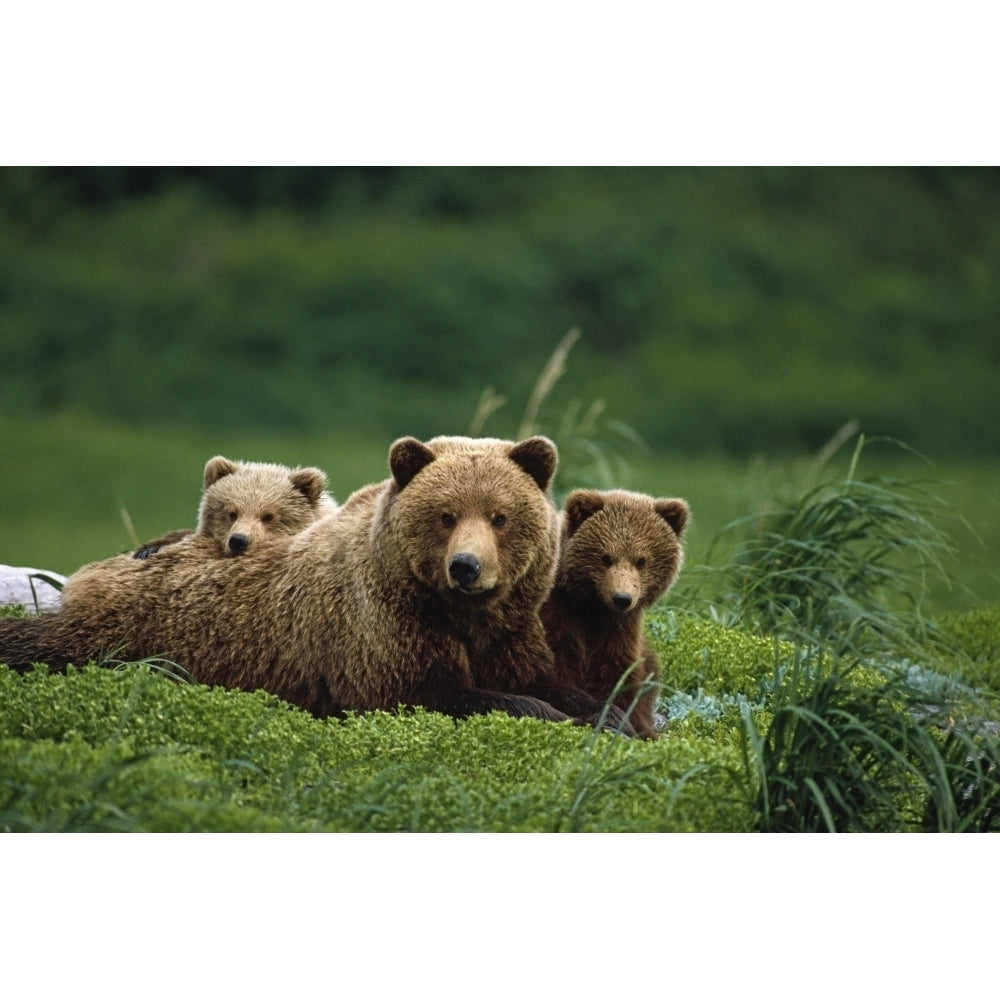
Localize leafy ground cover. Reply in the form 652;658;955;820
0;647;747;834
2;603;997;833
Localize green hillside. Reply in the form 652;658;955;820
2;167;997;455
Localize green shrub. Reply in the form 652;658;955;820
934;604;1000;692
0;663;754;833
648;607;795;701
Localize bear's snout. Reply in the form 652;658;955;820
228;533;250;556
449;552;482;589
601;565;642;613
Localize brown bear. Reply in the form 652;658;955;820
134;455;336;559
540;489;690;739
0;436;628;732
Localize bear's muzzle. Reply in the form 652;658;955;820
227;533;250;556
448;552;482;590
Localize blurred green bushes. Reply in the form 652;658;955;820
2;166;998;455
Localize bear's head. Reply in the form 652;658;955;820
198;456;332;556
386;435;559;606
558;489;689;615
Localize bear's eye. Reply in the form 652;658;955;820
261;513;275;524
635;557;647;569
601;554;613;568
492;514;506;528
441;513;456;528
228;511;238;522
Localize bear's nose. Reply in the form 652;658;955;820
228;533;249;555
449;553;482;588
613;592;634;611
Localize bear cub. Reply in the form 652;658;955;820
134;455;336;559
541;489;689;739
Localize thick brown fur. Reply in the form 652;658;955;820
133;455;336;559
1;436;627;732
541;489;690;739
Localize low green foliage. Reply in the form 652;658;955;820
934;604;1000;691
0;659;752;833
4;602;997;832
649;607;795;700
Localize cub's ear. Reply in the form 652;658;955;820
509;436;558;492
289;467;328;505
565;490;605;534
655;498;690;537
203;456;239;488
390;437;436;490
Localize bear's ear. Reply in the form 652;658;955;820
203;456;239;488
390;437;437;491
654;498;690;537
565;490;605;534
289;467;328;505
508;436;558;492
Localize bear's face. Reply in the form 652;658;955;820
559;489;689;614
387;436;559;602
198;456;330;557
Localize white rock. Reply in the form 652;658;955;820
0;565;67;613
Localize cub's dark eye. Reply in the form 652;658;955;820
492;514;506;528
601;554;613;567
635;557;647;569
262;513;275;524
441;513;456;528
228;511;238;522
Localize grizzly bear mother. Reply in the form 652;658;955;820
0;435;629;732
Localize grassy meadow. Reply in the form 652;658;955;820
2;167;999;833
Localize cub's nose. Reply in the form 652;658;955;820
613;592;634;612
449;553;482;589
228;533;249;555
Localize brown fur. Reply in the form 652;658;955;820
541;489;689;739
133;455;336;558
1;436;626;731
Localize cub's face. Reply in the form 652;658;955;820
197;458;330;557
388;436;559;601
559;490;689;614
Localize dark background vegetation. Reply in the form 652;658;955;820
3;166;999;453
1;166;998;605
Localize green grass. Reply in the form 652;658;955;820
3;603;998;832
0;411;391;572
711;436;960;650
